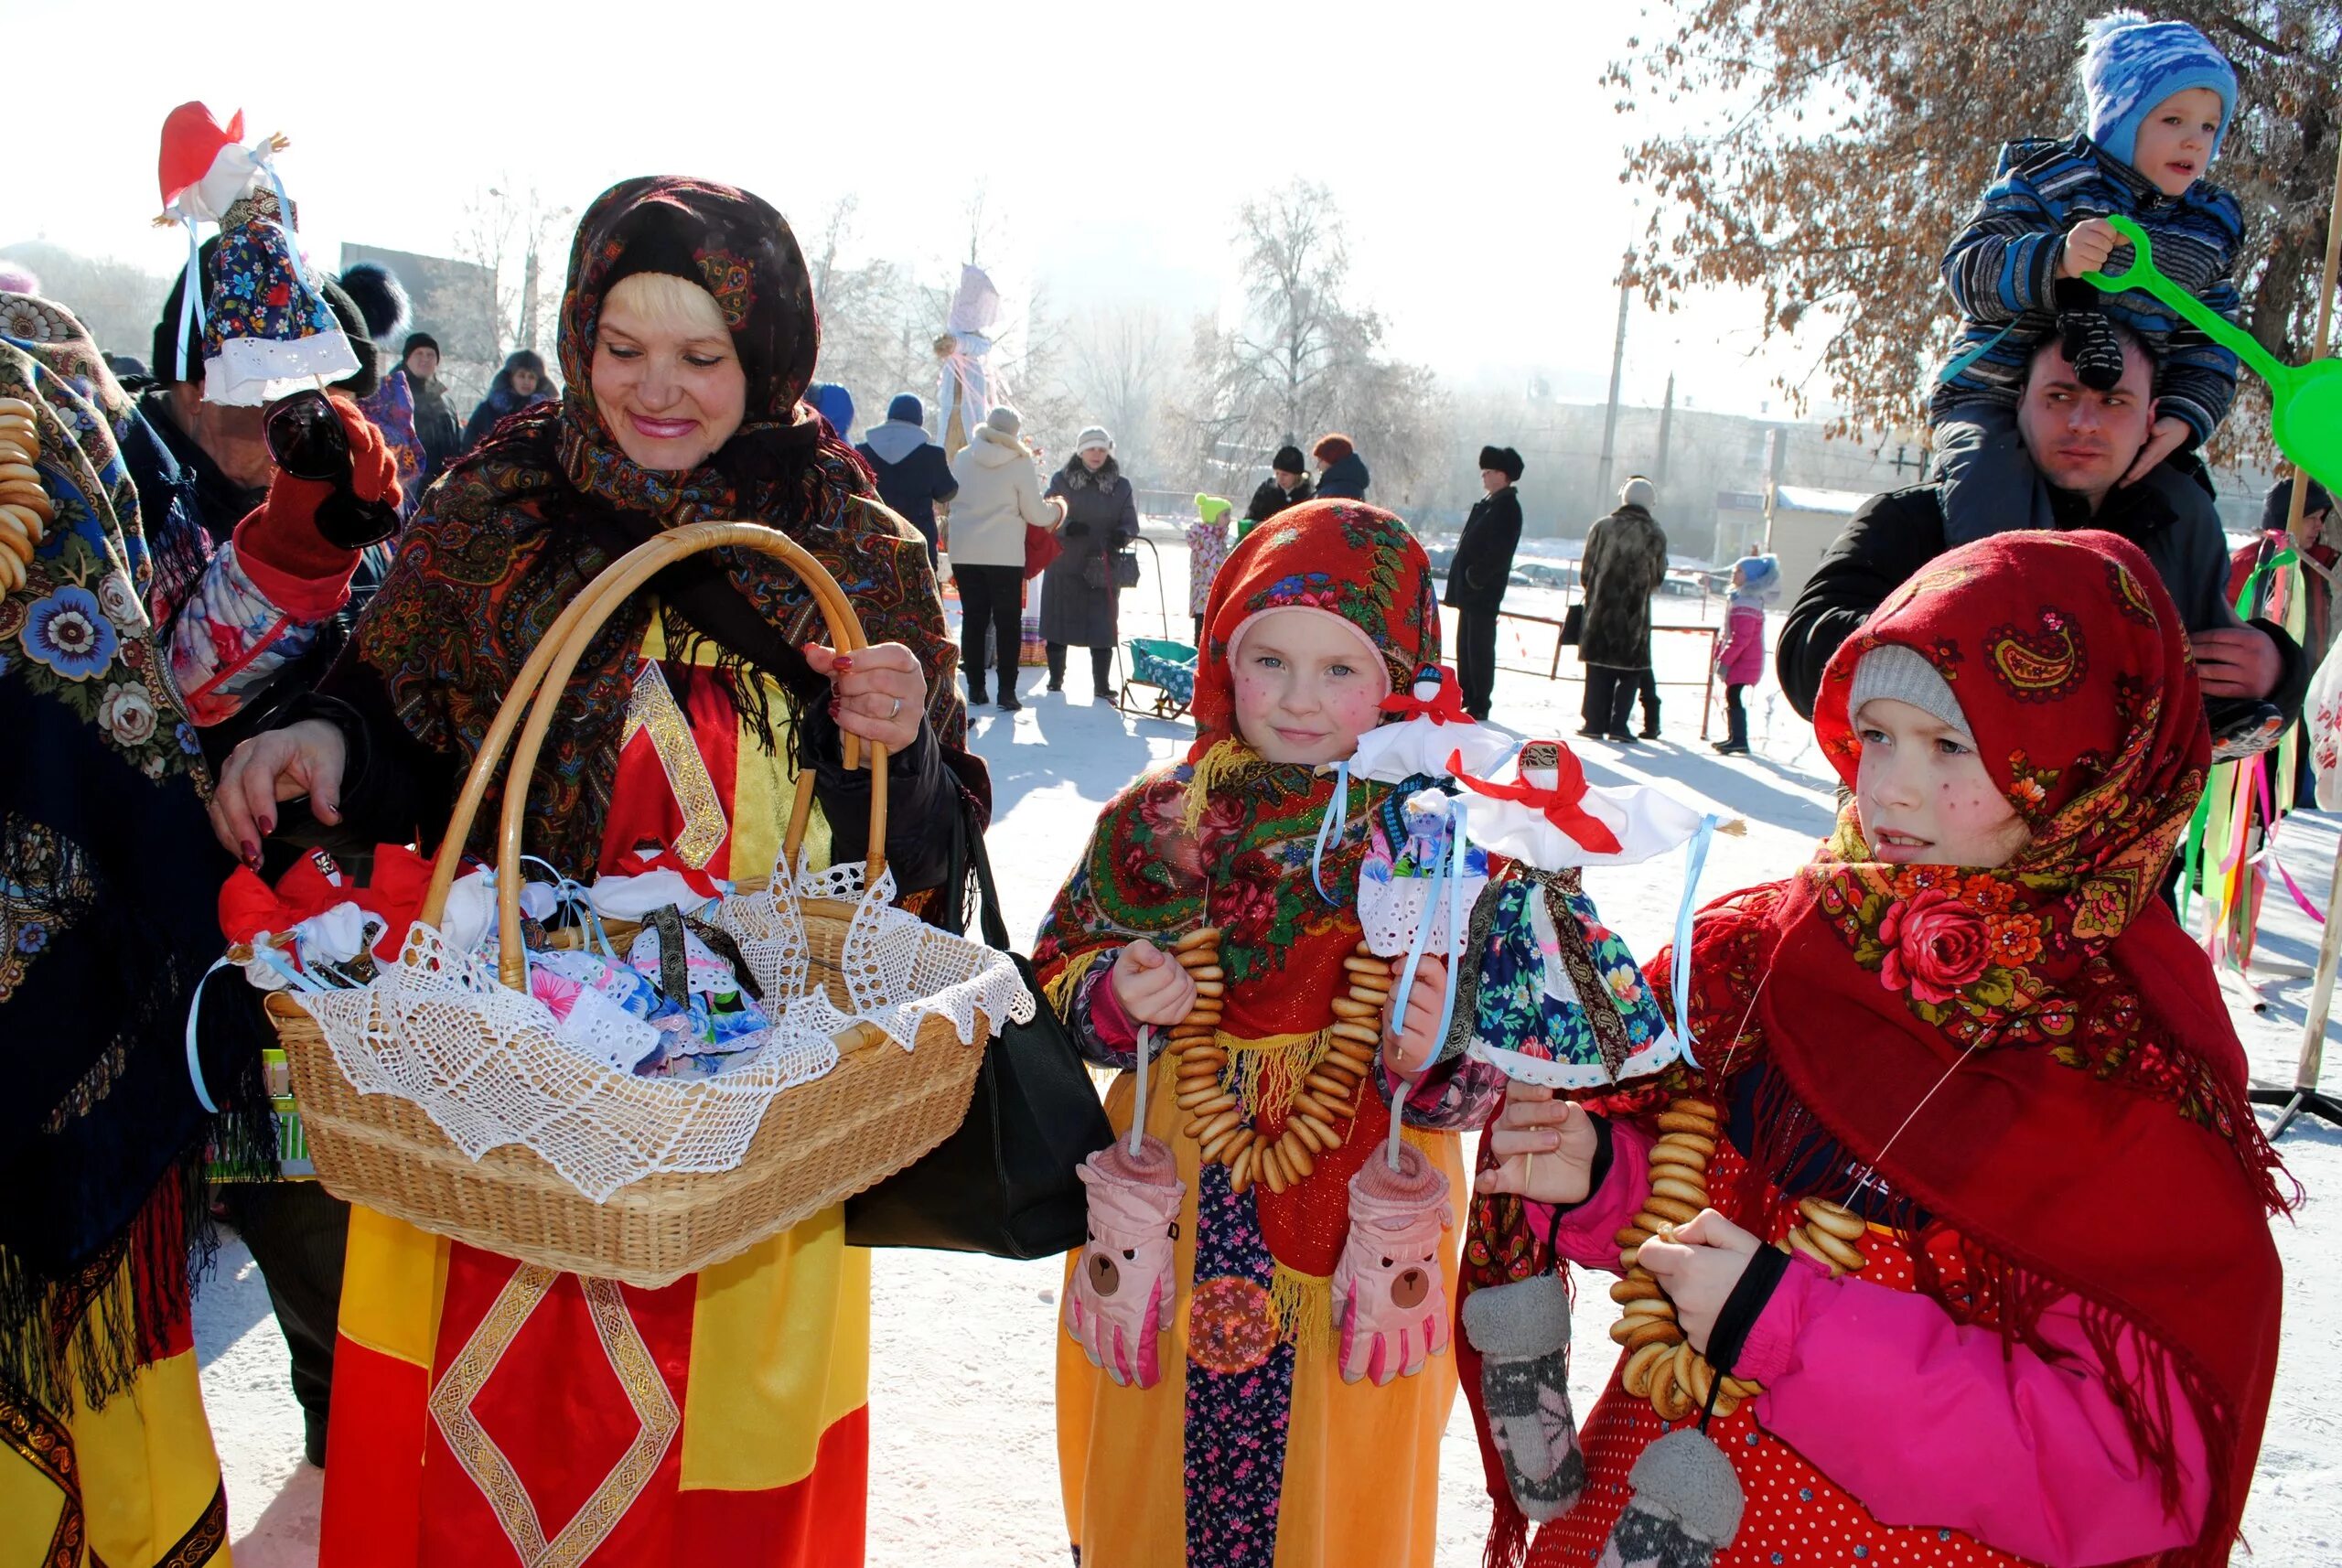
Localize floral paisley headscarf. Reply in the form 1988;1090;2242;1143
351;177;965;872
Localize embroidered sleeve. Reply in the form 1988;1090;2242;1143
162;541;328;725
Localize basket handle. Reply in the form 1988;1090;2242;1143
414;521;885;990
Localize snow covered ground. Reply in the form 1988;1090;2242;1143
199;535;2342;1564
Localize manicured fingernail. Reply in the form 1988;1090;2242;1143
258;814;274;835
833;655;854;671
241;840;261;866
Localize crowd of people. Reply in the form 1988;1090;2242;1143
0;9;2316;1566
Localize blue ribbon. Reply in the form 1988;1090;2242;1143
260;161;313;294
1669;814;1720;1068
1309;759;1351;903
522;855;618;959
174;217;205;382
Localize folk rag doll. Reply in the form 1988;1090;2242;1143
156;102;357;401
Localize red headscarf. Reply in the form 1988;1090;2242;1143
1037;500;1443;1276
1751;531;2285;1563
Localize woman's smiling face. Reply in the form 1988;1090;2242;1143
589;274;747;472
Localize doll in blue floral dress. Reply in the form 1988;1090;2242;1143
155;102;357;403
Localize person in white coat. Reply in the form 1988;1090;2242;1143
946;403;1063;710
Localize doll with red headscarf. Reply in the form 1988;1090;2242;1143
1457;531;2289;1568
1035;500;1471;1568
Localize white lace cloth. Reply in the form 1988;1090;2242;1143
293;856;1033;1202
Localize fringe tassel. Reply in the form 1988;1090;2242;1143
0;1158;213;1418
1183;737;1259;836
1482;1502;1531;1568
1229;1028;1327;1125
1269;1262;1333;1354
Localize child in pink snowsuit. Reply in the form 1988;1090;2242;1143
1712;552;1778;756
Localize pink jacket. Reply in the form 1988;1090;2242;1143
1528;1122;2208;1567
1714;602;1765;686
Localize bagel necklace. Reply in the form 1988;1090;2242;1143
0;395;53;596
1166;929;1388;1195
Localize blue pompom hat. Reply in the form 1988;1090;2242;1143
2081;9;2237;166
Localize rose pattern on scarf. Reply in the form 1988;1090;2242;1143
1873;888;1993;1005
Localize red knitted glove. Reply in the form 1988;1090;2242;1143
235;395;403;588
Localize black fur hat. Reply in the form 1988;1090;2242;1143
1478;445;1525;482
337;261;412;346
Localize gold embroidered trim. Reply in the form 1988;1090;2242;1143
623;661;728;868
427;1266;682;1568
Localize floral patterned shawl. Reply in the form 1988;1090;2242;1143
0;315;262;1412
1033;501;1443;1279
350;177;965;872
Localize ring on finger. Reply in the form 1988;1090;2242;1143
887;695;902;720
1523;1150;1535;1187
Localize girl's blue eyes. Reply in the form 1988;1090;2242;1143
1251;657;1357;677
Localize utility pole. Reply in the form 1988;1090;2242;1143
1595;249;1632;505
1653;371;1675;495
518;238;541;353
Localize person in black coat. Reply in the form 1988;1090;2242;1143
1241;444;1314;538
856;393;958;564
1777;335;2303;746
1446;445;1524;721
398;334;466;481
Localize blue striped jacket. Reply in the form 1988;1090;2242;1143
1933;134;2243;446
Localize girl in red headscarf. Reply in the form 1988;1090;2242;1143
1034;500;1468;1567
1459;530;2289;1567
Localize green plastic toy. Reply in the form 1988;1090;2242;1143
2086;212;2342;492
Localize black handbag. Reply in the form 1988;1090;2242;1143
1084;548;1141;592
1561;601;1585;647
844;800;1113;1257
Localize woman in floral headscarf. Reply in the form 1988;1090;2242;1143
1459;531;2288;1568
1035;499;1469;1567
211;177;984;1568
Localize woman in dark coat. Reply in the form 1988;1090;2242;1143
1576;475;1671;742
1313;432;1370;500
1041;424;1139;697
459;349;555;449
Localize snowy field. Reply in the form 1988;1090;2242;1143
199;531;2342;1564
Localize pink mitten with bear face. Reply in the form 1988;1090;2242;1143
1331;1140;1454;1385
1065;1134;1185;1389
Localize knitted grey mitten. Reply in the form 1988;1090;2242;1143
1459;1273;1585;1522
1595;1428;1746;1568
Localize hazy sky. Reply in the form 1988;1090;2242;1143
12;0;1830;419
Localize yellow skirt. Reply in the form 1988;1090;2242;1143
0;1256;228;1568
1057;1057;1464;1568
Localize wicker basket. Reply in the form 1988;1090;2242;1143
265;521;1003;1287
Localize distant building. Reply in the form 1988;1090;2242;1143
1765;485;1872;605
338;242;499;365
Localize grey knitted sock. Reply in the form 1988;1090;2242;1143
1596;1428;1746;1567
1460;1273;1585;1522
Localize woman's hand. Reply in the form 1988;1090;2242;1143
1111;939;1197;1026
1380;954;1447;1076
1638;1208;1763;1354
209;718;347;867
804;640;926;754
1477;1083;1603;1205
